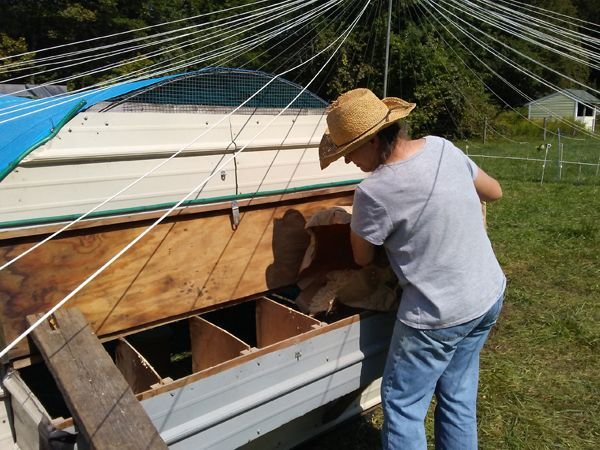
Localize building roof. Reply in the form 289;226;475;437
0;68;327;182
526;89;600;106
0;76;173;181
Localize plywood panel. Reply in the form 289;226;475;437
115;338;162;394
0;192;353;360
0;221;173;359
189;316;250;372
256;298;321;348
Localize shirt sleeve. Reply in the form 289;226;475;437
350;186;393;246
449;139;479;181
464;154;479;181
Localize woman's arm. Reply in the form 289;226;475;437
474;168;502;202
351;230;376;266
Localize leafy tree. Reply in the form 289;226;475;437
0;0;595;137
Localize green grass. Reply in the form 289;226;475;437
459;135;600;186
297;176;600;449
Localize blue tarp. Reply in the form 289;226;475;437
0;76;173;181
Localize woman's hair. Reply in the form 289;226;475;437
376;121;408;165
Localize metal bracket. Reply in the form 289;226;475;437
230;200;240;230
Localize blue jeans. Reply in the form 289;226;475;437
381;294;504;450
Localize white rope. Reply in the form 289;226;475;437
0;1;344;273
0;0;279;63
0;0;303;84
0;0;339;122
1;1;338;111
0;0;322;105
430;0;600;97
245;0;353;72
444;0;600;69
233;0;358;72
0;1;350;267
494;2;599;50
477;0;600;47
423;0;599;136
237;2;365;196
495;0;600;33
413;0;597;140
0;0;297;72
150;0;341;76
0;0;371;361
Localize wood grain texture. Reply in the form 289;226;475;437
256;297;321;348
27;308;167;449
0;192;353;360
189;316;250;372
114;338;162;395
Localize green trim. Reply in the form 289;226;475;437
0;100;87;183
0;179;361;229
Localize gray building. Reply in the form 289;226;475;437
526;89;599;131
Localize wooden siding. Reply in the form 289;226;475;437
0;190;354;361
529;93;576;119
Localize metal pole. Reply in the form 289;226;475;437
557;128;562;180
540;143;550;185
543;117;547;141
383;0;392;97
483;117;488;144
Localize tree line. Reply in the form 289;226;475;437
0;0;598;138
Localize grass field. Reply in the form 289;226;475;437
460;135;600;186
298;144;600;449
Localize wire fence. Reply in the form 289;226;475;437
461;129;600;186
90;68;327;115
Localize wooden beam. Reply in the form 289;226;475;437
27;308;167;449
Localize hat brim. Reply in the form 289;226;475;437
319;97;415;170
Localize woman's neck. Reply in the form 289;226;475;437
386;137;426;163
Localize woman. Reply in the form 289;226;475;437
319;88;506;450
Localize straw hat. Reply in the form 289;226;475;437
319;88;416;169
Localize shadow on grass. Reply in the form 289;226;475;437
294;411;382;450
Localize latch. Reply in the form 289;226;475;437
230;200;240;230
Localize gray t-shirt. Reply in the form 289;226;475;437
351;136;505;329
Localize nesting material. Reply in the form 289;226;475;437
296;206;399;316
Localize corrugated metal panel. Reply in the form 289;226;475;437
141;312;393;449
5;311;394;450
241;379;383;450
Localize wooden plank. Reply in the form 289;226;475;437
27;308;167;449
189;316;250;372
256;298;321;348
114;338;162;395
0;191;353;360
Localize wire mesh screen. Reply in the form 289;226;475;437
97;68;327;115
